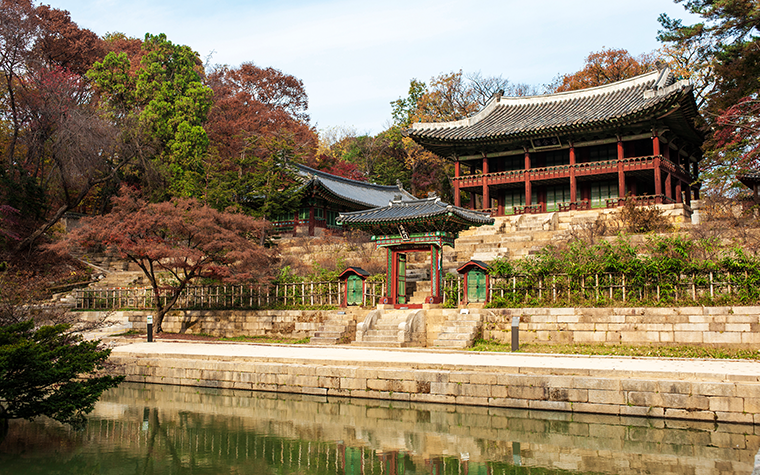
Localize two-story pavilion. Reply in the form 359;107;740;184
407;67;704;215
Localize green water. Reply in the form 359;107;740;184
1;382;758;474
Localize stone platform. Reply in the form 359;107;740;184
110;341;760;424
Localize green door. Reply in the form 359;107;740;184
467;270;487;303
347;275;363;306
397;253;407;304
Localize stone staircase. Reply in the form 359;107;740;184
310;313;356;345
433;309;483;348
355;309;425;348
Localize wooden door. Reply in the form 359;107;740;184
467;270;487;303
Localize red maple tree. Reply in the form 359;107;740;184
60;188;275;333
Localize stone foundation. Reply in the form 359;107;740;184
482;306;760;347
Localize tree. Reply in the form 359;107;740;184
87;33;213;200
659;0;760;196
60;187;274;333
550;47;656;92
204;62;317;209
0;319;123;435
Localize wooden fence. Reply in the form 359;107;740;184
75;281;387;310
482;271;760;306
75;271;760;310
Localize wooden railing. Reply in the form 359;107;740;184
442;272;760;306
75;281;388;310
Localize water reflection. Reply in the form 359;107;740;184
1;382;759;474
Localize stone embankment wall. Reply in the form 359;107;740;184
110;345;760;425
115;306;760;349
483;306;760;347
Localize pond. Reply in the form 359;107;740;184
1;382;758;474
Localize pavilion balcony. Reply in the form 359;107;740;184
453;155;692;190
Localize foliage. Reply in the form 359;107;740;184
483;233;760;307
470;339;760;360
0;320;123;429
57;186;275;332
618;197;672;234
204;62;317;209
659;0;760;196
550;48;657;92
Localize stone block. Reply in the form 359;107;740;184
589;389;626;405
673;331;703;343
708;396;743;413
531;399;574;412
621;380;657;392
573;377;620;391
694;382;736;397
455;396;489;406
431;382;461;396
508;385;547;400
704;332;742;344
411;393;456;404
715;411;754;424
462;384;491;398
340;377;366;390
620;406;664;418
571;402;620;415
470;373;498;385
489;397;529;408
660;393;709;410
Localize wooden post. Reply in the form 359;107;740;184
653;133;663;202
482;154;490;210
617;138;625;200
454;161;461;207
524;149;532;206
569;144;577;205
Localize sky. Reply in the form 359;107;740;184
49;0;699;135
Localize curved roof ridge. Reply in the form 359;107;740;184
295;163;409;193
411;69;665;132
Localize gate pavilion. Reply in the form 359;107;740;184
338;194;493;307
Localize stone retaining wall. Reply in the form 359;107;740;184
483;306;760;347
110;347;760;425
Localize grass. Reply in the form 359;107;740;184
219;335;311;345
469;338;760;360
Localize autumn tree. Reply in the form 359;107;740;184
204;62;317;209
550;47;657;92
61;187;274;333
659;0;760;196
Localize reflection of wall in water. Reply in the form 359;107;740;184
76;383;760;474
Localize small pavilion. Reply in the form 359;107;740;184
338;194;493;307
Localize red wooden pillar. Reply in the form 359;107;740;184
675;179;683;203
665;173;672;201
524;149;532;206
692;161;700;200
569;145;577;206
454;161;461;207
497;192;505;216
482;155;490;210
617;138;625;200
653;134;663;202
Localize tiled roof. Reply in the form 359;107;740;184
338;196;494;226
408;68;699;151
738;172;760;188
295;164;415;208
